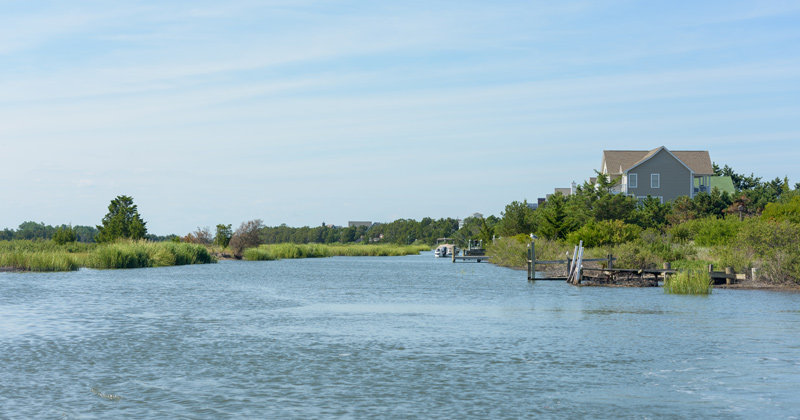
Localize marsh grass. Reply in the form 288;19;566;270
327;244;429;257
243;247;277;261
88;241;216;269
664;270;712;295
244;243;429;260
0;250;81;271
0;239;215;271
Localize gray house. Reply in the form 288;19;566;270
600;146;715;203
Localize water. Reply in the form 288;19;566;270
2;253;800;419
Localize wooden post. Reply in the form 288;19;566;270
526;244;532;281
663;262;671;270
575;241;583;284
607;254;613;270
531;241;536;281
725;267;734;285
567;245;578;281
452;248;455;263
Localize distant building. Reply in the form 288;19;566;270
348;221;372;228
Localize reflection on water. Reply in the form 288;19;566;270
2;253;800;419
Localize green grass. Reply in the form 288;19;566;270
326;244;430;257
0;249;82;272
243;247;278;261
664;270;713;295
88;240;216;269
0;239;215;271
243;243;430;260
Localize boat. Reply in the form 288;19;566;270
434;246;449;258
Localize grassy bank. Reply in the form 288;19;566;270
88;241;216;269
487;218;800;287
244;243;430;260
0;240;215;271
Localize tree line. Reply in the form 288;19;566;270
4;164;796;256
488;164;798;244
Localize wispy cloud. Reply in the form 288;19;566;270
2;1;799;232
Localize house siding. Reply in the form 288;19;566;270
626;149;691;202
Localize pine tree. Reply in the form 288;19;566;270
96;195;148;243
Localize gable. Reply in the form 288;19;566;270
602;147;712;175
627;147;693;174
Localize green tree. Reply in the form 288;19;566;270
496;200;536;237
214;224;233;248
52;225;77;245
634;196;672;230
96;195;148;243
477;218;495;245
714;163;761;191
15;221;56;240
537;193;577;240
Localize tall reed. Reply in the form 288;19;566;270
0;250;81;271
663;270;713;295
88;240;216;269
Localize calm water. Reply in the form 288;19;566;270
2;253;800;419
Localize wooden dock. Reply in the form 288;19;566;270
526;238;747;286
452;254;490;263
526;240;615;281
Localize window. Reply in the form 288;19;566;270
637;196;664;206
628;173;637;188
651;173;660;188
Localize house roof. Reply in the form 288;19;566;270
602;147;713;175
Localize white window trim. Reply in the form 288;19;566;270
628;173;637;189
651;173;660;189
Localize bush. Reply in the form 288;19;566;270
714;218;800;283
762;196;800;224
486;237;528;269
565;219;641;247
611;230;696;269
691;217;741;247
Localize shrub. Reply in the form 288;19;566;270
229;219;264;258
611;230;696;269
762;196;800;224
565;219;641;247
691;217;741;247
486;237;528;269
714;218;800;283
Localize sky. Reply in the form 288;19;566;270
2;0;800;235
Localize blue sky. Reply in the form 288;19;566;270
2;0;800;235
